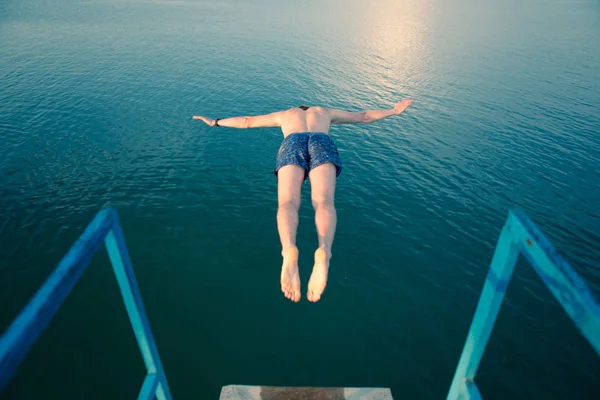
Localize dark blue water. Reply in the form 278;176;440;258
1;0;599;398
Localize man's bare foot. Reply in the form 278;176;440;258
307;248;330;302
281;246;301;302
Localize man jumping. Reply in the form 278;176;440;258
193;98;413;303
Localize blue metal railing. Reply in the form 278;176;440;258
447;209;600;400
0;208;173;399
1;207;598;399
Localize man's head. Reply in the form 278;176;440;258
298;105;310;111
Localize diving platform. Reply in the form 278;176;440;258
219;385;393;400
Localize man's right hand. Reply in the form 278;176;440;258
393;99;413;115
192;115;215;126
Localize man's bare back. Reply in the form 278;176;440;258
193;99;413;302
279;107;332;136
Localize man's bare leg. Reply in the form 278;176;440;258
307;162;337;302
277;164;305;302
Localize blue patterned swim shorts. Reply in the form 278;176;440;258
274;132;342;179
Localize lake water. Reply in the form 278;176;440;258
1;0;599;398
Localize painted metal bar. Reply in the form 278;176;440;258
465;381;482;400
104;216;173;400
509;209;600;354
447;209;600;400
0;208;173;399
0;209;114;392
447;217;520;400
156;382;168;400
137;373;159;400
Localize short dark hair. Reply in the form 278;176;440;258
298;105;310;110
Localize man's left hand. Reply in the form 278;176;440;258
192;115;215;126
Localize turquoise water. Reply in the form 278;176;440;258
1;0;600;398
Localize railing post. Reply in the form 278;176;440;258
104;216;173;400
0;208;174;398
447;209;600;399
447;217;519;400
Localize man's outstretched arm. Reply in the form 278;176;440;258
328;99;413;125
192;111;282;128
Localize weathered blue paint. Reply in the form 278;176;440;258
484;270;509;293
447;209;600;400
0;208;172;399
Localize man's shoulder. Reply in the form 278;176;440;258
314;107;332;118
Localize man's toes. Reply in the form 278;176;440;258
307;290;321;302
283;289;300;302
